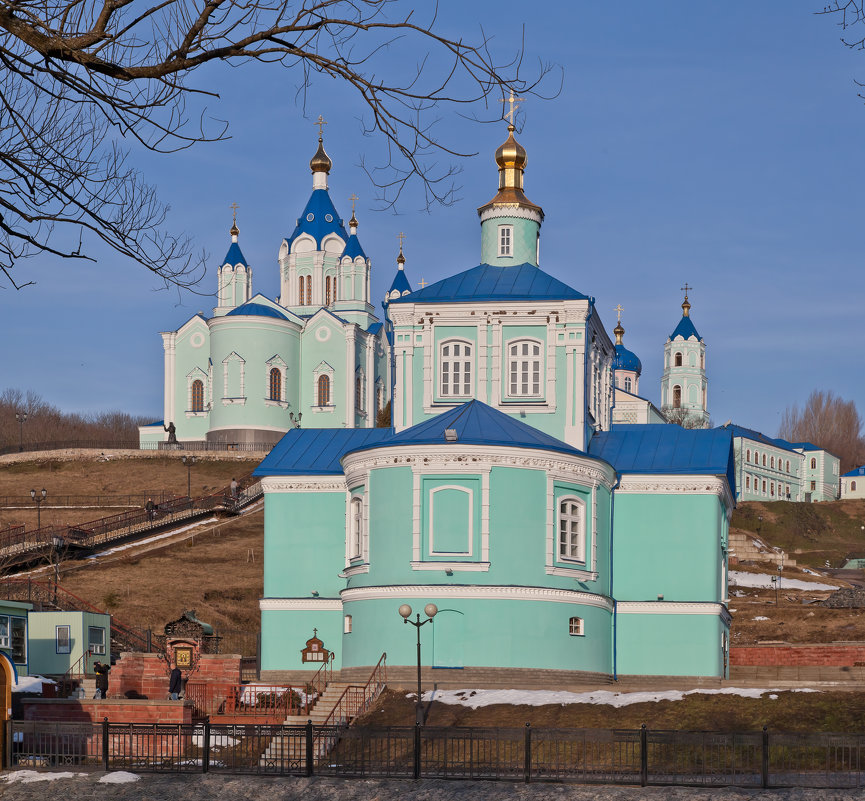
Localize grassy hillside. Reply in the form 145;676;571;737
732;499;865;568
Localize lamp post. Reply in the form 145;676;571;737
51;534;63;601
29;488;46;530
398;603;438;726
771;562;782;605
181;454;196;499
15;411;27;452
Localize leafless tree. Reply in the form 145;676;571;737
778;389;865;473
664;407;710;430
0;0;554;289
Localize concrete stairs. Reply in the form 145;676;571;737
729;530;796;567
259;682;354;767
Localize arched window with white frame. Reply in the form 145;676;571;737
318;375;330;407
350;496;363;558
672;385;681;408
746;449;751;463
674;352;683;367
810;457;817;469
558;496;584;562
191;379;204;412
498;224;513;257
269;368;282;402
440;340;473;398
507;339;542;397
624;376;632;393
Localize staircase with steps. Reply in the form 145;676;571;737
729;530;796;567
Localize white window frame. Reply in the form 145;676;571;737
350;496;363;559
506;338;543;398
355;367;365;412
186;366;209;416
56;624;71;654
498;224;513;257
439;339;473;399
558;495;585;563
88;626;106;655
221;351;246;403
265;355;288;407
0;616;8;649
312;361;335;411
344;615;353;634
569;616;584;636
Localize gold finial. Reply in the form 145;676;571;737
418;277;427;288
229;202;239;237
613;304;625;345
680;283;692;317
315;114;328;138
310;116;332;174
500;89;525;129
397;232;406;266
348;193;359;228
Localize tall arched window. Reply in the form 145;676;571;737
298;276;305;305
624;376;632;393
355;373;363;410
305;275;312;306
853;481;858;492
810;457;817;469
745;476;750;490
558;497;584;562
440;340;472;397
191;379;204;412
762;454;766;467
674;352;683;367
770;456;775;469
350;496;363;558
325;276;333;305
746;449;751;463
786;460;790;473
269;368;282;402
317;374;330;406
507;339;542;397
672;385;681;408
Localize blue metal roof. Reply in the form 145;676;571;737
287;189;349;249
843;465;865;477
613;344;642;375
222;242;248;267
341;234;366;260
226;302;290;320
719;423;797;453
589;424;735;495
367;322;383;336
389;267;411;295
669;315;702;341
254;428;393;476
346;400;588;458
389;263;589;304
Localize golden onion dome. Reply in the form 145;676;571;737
349;212;358;229
396;247;405;266
614;321;624;346
682;296;691;317
230;222;239;237
495;124;527;170
310;136;332;174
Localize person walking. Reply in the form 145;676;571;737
93;661;110;699
230;477;238;498
145;498;155;522
169;664;182;700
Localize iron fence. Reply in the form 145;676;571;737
0;440;274;456
10;720;865;788
0;492;180;509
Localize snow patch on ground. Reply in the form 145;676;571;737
752;616;770;621
1;771;86;783
729;570;838;591
13;675;56;693
86;517;219;558
192;734;237;748
97;772;140;784
417;687;819;709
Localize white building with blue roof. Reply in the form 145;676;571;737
140;132;391;447
253;121;736;686
842;465;865;499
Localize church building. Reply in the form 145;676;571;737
251;117;736;685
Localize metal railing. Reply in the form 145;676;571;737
0;492;180;509
10;721;865;788
0;439;275;456
184;683;305;722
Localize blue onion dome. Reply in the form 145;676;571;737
226;302;289;320
612;320;642;375
669;292;703;341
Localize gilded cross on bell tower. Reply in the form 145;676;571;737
229;202;239;237
614;304;624;323
500;89;525;127
680;283;693;317
349;193;358;215
315;115;327;138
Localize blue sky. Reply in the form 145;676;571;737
2;2;863;437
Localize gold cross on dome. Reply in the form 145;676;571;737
614;303;624;323
229;202;239;226
349;193;358;214
680;282;692;300
419;278;427;288
397;231;406;249
500;88;525;126
315;115;327;137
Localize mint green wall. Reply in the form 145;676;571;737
613;494;723;601
342;598;611;672
261;609;343;672
171;320;211;440
300;318;350;427
480;216;540;266
616;612;726;677
27;611;110;676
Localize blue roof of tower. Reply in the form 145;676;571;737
226;302;289;320
222;242;248;267
287;189;349;248
347;400;588;458
389;267;411;295
254;429;392;476
669;315;702;341
389;263;589;304
341;234;366;260
613;344;642;375
589;424;735;495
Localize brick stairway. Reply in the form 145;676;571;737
729;530;796;567
259;682;354;767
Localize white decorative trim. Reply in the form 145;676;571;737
190;332;205;348
478;205;543;224
545;567;599;581
340;564;370;577
264;399;290;409
617;601;731;625
410;561;490;572
259;598;343;611
222;351;246;401
261;476;346;493
429;485;473;556
315;326;332;342
341;584;613;611
617;474;734;513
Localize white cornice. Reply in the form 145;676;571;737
617;474;734;512
340;584;614;611
261;476;346;493
478;205;543;225
259;598;343;611
410;561;491;572
617;601;731;625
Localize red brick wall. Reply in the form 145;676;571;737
21;699;193;724
731;644;865;666
109;652;242;700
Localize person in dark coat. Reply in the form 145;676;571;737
93;661;110;699
169;664;182;700
145;498;155;521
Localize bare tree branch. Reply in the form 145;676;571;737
0;0;557;288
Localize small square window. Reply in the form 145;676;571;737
344;615;353;634
569;617;584;636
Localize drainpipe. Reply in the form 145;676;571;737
609;471;621;682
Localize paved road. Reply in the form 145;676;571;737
0;773;859;800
